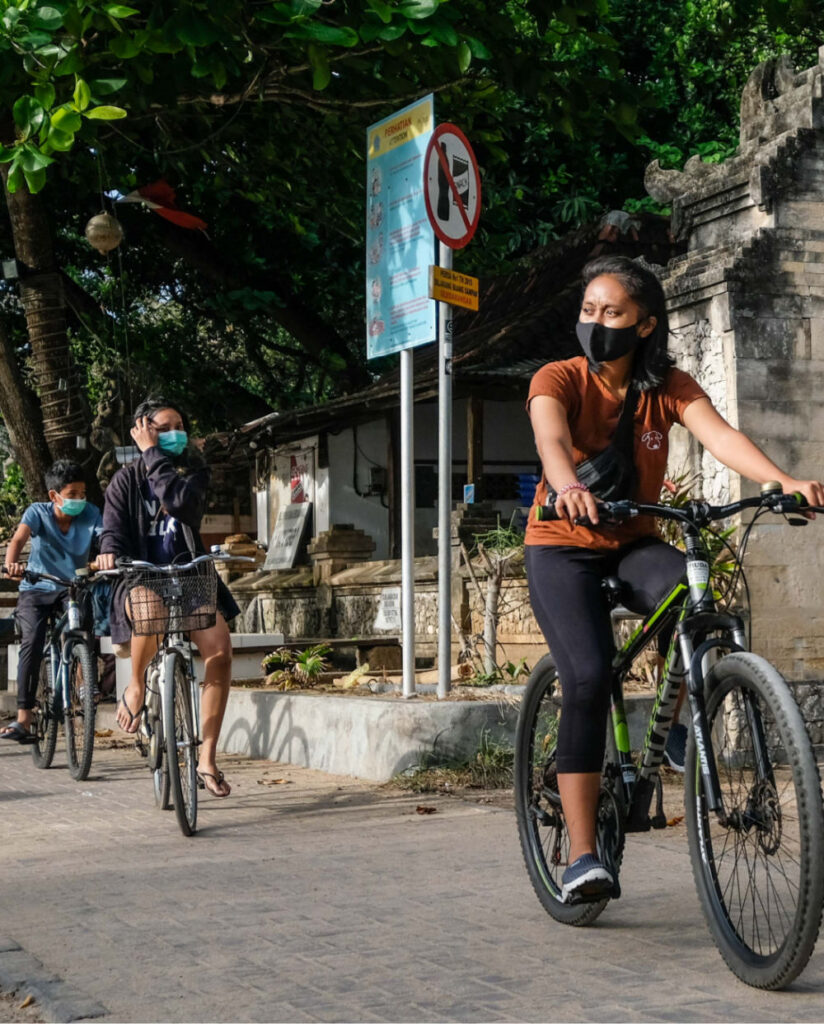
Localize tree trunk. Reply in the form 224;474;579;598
1;169;90;458
0;317;51;499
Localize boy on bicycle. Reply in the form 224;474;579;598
0;460;102;742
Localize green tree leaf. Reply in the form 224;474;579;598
12;96;46;137
109;34;141;59
89;77;128;96
103;3;140;16
286;23;359;46
45;126;75;151
84;105;128;120
51;105;82;132
23;166;47;193
29;6;64;31
6;161;25;193
73;77;91;111
399;0;441;19
457;40;471;71
33;83;55;109
366;0;393;24
308;44;330;91
18;145;54;172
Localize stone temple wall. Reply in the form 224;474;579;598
646;48;824;678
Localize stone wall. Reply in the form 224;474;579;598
645;48;824;679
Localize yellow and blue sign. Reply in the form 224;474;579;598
366;95;436;359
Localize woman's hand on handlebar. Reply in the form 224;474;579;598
556;486;600;526
782;478;824;519
95;553;117;571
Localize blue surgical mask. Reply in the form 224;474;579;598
157;430;188;456
58;497;87;517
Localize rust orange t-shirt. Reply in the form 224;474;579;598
525;356;708;550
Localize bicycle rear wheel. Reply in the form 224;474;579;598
65;643;97;781
514;655;621;926
686;652;824;989
31;656;59;770
162;651;198;836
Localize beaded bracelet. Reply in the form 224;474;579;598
556;482;589;498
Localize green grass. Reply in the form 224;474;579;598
389;728;514;793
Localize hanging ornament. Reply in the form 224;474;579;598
84;211;124;253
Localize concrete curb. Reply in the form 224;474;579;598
216;687;657;782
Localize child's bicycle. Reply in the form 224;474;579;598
515;483;824;990
7;566;103;780
112;551;250;837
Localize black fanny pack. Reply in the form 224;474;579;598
545;381;639;504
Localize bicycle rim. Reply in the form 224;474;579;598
65;644;97;781
514;655;612;926
31;657;58;770
162;652;198;836
686;652;824;989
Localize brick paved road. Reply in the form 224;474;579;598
1;733;823;1023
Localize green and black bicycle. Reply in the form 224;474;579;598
514;483;824;990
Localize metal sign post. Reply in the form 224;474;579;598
366;96;436;699
423;124;482;699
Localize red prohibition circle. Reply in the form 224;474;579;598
423;122;481;249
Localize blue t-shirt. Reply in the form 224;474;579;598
20;502;102;593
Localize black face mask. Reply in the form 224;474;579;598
576;320;642;363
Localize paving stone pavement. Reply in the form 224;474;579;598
1;734;824;1023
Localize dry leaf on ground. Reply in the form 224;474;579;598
18;996;35;1009
415;805;437;815
257;778;292;786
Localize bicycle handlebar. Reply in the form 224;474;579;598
111;552;255;574
534;490;819;528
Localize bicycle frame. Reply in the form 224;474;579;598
606;527;748;830
42;588;94;717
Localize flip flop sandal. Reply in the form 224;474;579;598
116;694;144;734
0;722;31;743
196;770;231;798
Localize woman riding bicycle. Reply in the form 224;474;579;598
526;255;824;902
96;396;239;798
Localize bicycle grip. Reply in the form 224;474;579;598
534;504;559;521
534;504;596;527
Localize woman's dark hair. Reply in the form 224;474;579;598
132;394;190;433
45;459;85;494
580;255;674;391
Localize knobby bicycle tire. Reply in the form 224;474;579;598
685;652;824;989
65;642;97;781
514;655;620;926
162;651;198;836
31;656;59;770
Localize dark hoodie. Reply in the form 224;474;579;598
100;445;239;643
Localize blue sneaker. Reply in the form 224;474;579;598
561;853;613;902
663;722;688;773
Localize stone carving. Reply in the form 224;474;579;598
644;153;717;204
739;56;804;147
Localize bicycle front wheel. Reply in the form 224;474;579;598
162;652;198;836
514;655;617;926
686;652;824;989
65;643;97;781
31;656;59;770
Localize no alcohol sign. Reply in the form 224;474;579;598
423;123;481;249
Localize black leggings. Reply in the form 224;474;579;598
525;538;685;774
